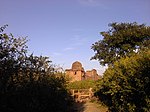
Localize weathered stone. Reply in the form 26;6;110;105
65;61;100;82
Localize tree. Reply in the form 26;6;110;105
91;22;150;66
96;49;150;111
0;28;28;93
0;26;73;112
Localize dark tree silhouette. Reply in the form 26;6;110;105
0;25;73;112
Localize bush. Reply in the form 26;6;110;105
96;50;150;112
0;76;73;112
67;80;97;90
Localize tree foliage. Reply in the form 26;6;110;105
96;50;150;112
0;26;73;112
91;22;150;66
0;30;28;93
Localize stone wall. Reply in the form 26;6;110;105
65;61;100;82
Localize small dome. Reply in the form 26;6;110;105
92;69;97;75
72;61;82;70
92;69;97;72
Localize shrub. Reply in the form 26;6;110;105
96;50;150;112
67;80;96;90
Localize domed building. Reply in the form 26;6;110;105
72;61;82;70
65;61;85;82
65;61;100;82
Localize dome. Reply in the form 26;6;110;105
72;61;82;70
92;69;97;75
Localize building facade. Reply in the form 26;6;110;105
65;61;100;82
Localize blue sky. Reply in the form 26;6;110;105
0;0;150;75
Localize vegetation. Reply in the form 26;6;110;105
92;22;150;112
67;80;96;90
0;25;73;112
96;50;150;111
91;22;150;66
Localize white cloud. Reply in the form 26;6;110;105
52;52;62;56
73;35;81;39
78;0;101;6
72;28;84;32
70;35;88;46
63;47;75;51
78;0;109;9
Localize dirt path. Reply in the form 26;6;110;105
73;101;108;112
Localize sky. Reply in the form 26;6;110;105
0;0;150;75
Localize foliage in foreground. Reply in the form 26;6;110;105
0;26;73;112
96;50;150;112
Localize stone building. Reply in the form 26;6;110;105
65;61;100;82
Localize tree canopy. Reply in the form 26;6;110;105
91;22;150;66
